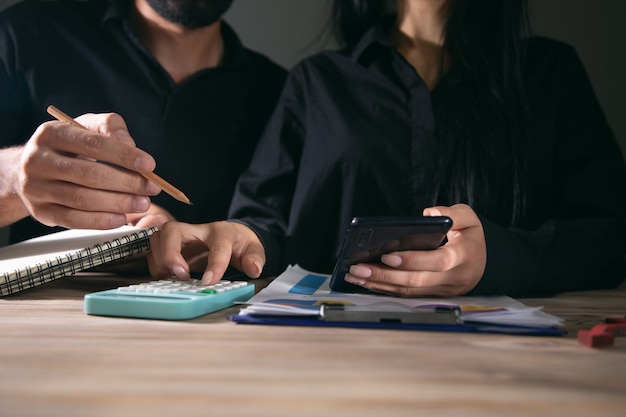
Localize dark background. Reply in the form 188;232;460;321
1;0;624;245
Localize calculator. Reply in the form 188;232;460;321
84;279;255;320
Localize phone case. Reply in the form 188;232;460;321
329;216;452;293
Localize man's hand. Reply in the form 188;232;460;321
13;112;161;229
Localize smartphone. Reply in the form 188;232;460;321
329;216;453;293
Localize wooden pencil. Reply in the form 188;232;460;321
47;105;192;205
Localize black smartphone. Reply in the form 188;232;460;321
329;216;453;293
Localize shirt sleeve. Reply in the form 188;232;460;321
228;69;306;277
472;43;626;296
0;17;28;147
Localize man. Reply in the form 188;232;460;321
0;0;286;243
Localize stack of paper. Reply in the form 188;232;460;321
236;265;564;329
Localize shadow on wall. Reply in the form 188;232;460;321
529;0;626;160
224;0;337;69
0;0;18;10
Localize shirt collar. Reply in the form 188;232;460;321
100;0;248;68
102;0;129;26
220;20;248;67
349;15;395;64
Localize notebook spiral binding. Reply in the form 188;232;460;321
0;227;157;296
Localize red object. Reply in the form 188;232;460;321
577;316;626;348
577;330;614;348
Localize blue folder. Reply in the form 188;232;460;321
228;314;566;336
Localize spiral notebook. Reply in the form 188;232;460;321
0;226;156;296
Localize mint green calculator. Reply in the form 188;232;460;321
84;279;255;320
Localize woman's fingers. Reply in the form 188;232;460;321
148;221;266;286
344;204;486;297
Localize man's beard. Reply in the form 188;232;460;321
145;0;234;28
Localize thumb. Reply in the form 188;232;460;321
423;206;444;217
237;240;266;279
424;204;480;230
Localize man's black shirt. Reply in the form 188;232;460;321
0;0;287;243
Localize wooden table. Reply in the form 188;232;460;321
1;273;625;417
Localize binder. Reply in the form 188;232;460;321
229;311;566;336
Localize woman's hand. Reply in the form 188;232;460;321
147;221;266;285
343;204;486;296
126;203;175;228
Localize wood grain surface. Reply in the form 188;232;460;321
1;273;624;417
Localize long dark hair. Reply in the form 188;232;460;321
332;0;531;225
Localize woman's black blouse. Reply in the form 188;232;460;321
229;26;626;296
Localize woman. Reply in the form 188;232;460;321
147;0;626;297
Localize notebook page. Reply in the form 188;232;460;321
0;226;150;272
